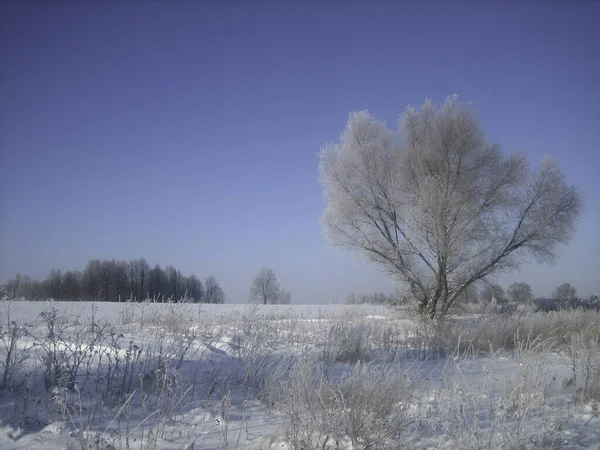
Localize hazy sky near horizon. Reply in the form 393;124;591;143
1;2;598;302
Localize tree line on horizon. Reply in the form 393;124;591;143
343;281;599;312
1;258;224;303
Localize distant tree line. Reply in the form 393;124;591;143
344;292;395;305
1;258;224;303
346;281;599;312
532;282;599;312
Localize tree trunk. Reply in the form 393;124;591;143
428;261;447;319
428;296;438;319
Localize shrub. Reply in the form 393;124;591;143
416;352;565;449
273;354;414;449
323;319;377;364
567;328;600;404
0;306;30;392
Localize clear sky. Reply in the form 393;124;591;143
1;2;598;302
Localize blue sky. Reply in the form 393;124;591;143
1;2;598;302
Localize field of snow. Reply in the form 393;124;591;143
0;299;599;449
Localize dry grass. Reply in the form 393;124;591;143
1;295;599;449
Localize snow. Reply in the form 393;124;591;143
0;299;598;449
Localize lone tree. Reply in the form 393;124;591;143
552;282;577;302
318;95;582;319
480;284;507;304
250;267;281;305
279;289;292;305
507;282;534;304
204;276;225;304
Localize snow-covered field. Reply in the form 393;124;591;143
0;299;598;449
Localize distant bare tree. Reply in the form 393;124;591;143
31;280;44;300
319;95;583;319
83;259;102;301
137;259;150;301
164;265;179;300
455;282;479;304
508;282;534;304
15;275;32;298
6;274;21;296
114;261;128;301
249;267;281;305
205;276;225;304
183;275;204;303
344;292;358;305
46;269;64;301
62;271;82;301
480;284;506;304
148;264;168;301
278;288;292;305
127;259;149;301
552;282;577;302
99;261;115;302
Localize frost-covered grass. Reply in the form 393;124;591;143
0;297;599;449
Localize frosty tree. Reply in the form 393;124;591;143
250;267;281;305
480;284;506;305
552;282;577;302
318;95;583;319
204;276;225;304
507;282;534;304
